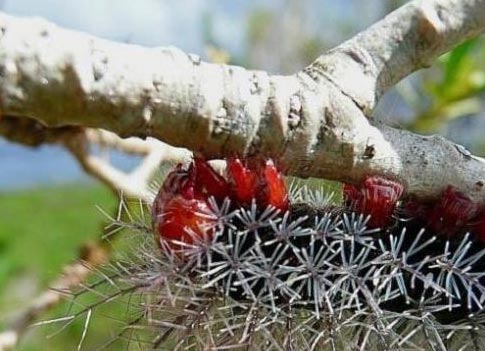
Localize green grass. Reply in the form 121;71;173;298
0;183;117;351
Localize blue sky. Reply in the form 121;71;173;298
2;1;383;61
3;0;274;56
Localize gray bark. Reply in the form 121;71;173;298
0;0;485;201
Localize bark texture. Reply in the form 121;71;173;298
0;0;485;201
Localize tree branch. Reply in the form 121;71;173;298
0;116;190;201
309;0;485;113
0;0;484;201
63;130;190;202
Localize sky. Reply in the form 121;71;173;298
3;0;276;57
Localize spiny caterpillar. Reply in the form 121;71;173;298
56;156;485;351
149;157;485;348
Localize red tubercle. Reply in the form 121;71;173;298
226;157;289;212
155;196;216;245
193;156;230;201
152;160;217;251
152;156;290;253
258;159;289;213
344;176;404;228
404;185;481;240
427;186;478;237
227;157;258;207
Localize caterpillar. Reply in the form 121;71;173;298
57;156;485;350
149;157;485;349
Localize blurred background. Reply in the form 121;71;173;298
1;0;485;350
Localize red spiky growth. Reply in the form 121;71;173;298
343;176;404;228
427;186;478;238
259;159;289;212
404;186;481;240
226;158;258;206
151;163;218;250
193;157;230;202
226;158;289;212
152;156;289;251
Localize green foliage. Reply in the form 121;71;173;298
247;9;274;44
0;184;116;351
411;38;485;131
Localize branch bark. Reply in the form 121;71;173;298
0;0;485;201
311;0;485;112
0;116;190;201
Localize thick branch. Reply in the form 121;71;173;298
309;0;485;113
0;0;485;202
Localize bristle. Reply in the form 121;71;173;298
49;174;485;350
